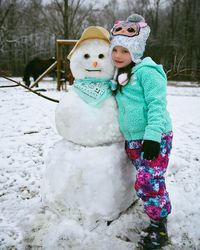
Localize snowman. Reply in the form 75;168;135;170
42;26;136;223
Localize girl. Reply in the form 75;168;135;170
110;14;173;249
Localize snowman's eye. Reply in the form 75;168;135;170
84;54;90;59
98;54;104;59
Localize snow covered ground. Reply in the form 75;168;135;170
0;77;200;250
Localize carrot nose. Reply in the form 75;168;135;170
92;61;98;68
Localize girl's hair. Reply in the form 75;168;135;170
114;61;135;94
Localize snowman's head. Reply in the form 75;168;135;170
70;39;114;80
68;26;114;80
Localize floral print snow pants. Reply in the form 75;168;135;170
125;131;173;221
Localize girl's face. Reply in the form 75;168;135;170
112;46;132;68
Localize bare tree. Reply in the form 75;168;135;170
0;0;199;82
0;2;14;29
40;0;97;39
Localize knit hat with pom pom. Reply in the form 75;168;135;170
110;14;150;64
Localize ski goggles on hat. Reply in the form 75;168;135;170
111;20;148;37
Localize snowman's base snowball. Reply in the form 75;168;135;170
41;139;136;222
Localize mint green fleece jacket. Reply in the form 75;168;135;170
115;57;172;143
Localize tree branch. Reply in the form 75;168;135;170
1;76;59;103
0;3;13;29
55;0;64;17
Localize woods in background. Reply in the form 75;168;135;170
0;0;199;82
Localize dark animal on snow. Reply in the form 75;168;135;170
61;60;74;86
23;57;56;87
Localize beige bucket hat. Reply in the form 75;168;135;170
67;26;110;60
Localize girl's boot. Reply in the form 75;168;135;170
137;218;169;249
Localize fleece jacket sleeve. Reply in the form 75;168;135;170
140;66;167;143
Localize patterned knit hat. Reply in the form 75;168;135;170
110;14;150;64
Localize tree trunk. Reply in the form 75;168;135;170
63;0;69;39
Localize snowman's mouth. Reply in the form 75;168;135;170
85;69;101;72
